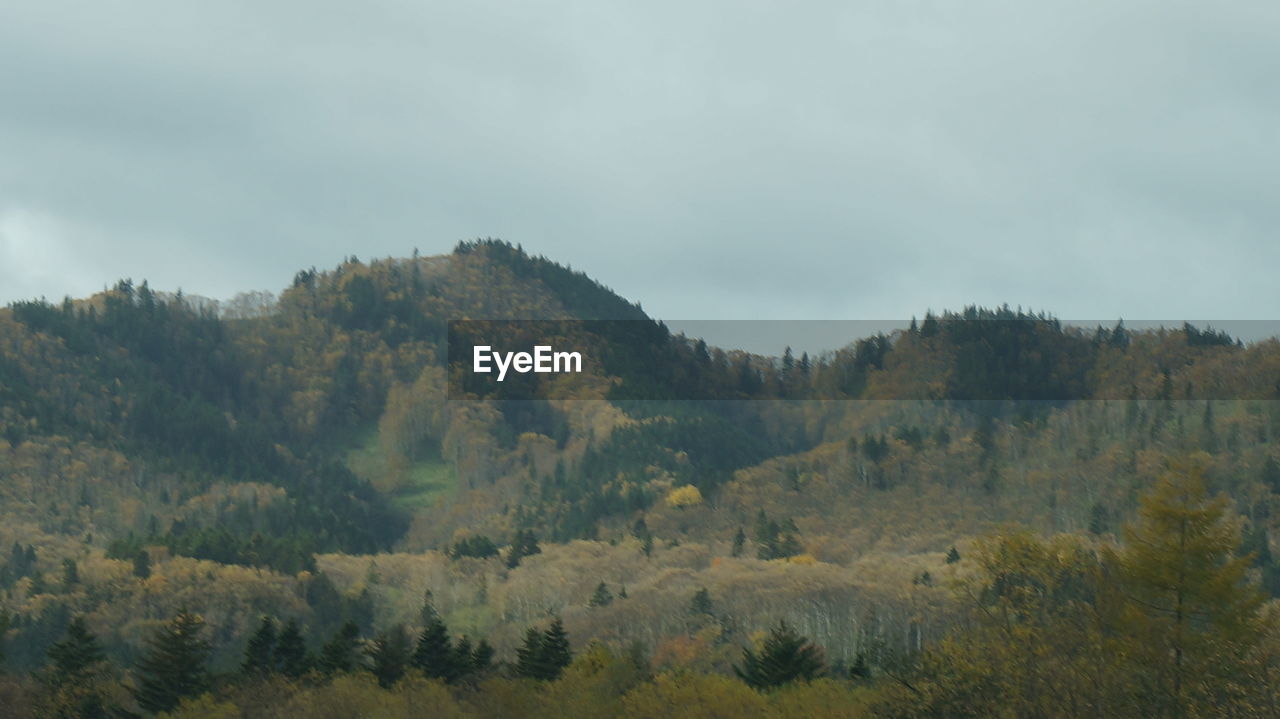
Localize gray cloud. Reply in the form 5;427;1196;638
2;1;1277;323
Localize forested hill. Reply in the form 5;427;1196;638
1;240;1278;696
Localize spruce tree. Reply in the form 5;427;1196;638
412;608;456;681
514;618;573;681
275;618;310;678
945;546;962;564
366;625;410;688
471;639;495;674
539;618;572;680
46;616;106;685
690;587;714;616
588;581;613;608
132;550;151;580
41;617;110;719
734;621;826;689
317;621;362;675
731;527;746;558
241;616;277;677
132;610;212;714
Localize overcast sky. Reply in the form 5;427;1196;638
2;1;1277;324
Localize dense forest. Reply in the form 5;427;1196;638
1;241;1278;717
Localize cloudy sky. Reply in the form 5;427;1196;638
2;1;1277;323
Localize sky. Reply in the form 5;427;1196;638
2;1;1278;325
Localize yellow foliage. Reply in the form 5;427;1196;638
664;485;703;509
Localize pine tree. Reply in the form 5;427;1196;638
848;652;871;680
366;625;410;688
317;621;362;675
945;546;962;564
275;618;310;678
1120;454;1265;712
514;619;573;681
132;610;212;714
60;558;79;591
540;618;572;680
412;607;456;681
506;530;541;568
41;616;110;719
690;587;714;616
731;527;746;558
514;627;546;680
241;616;277;677
46;616;106;685
471;639;495;674
733;621;826;689
588;581;613;608
132;550;151;580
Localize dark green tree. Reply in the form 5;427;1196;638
588;581;614;608
132;550;151;580
412;607;457;682
734;621;826;689
132;610;212;714
506;530;541;569
946;546;962;564
60;558;79;591
317;621;362;675
275;618;310;678
731;527;746;558
471;639;495;675
690;587;714;616
514;618;573;681
241;616;277;677
41;616;111;719
366;625;410;688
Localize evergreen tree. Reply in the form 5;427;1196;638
690;587;714;616
734;621;826;689
1262;455;1280;494
514;627;546;680
506;530;541;568
848;652;871;681
514;618;573;681
41;616;110;719
45;616;106;686
132;610;212;714
412;607;456;682
241;616;277;677
945;546;962;564
539;618;572;680
471;639;495;674
731;527;746;558
366;625;410;688
132;550;151;580
275;618;310;678
588;581;613;608
317;621;362;675
60;558;79;591
0;609;9;669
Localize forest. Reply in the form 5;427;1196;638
1;240;1278;717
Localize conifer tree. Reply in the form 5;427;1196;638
275;618;310;678
41;616;110;719
734;621;826;689
132;550;151;580
690;587;714;616
515;619;572;681
945;546;962;564
241;616;277;677
471;639;495;674
132;610;212;714
1120;454;1265;712
588;581;613;608
366;625;410;688
412;606;456;681
731;527;746;558
317;621;362;675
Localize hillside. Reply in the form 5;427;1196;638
1;241;1279;716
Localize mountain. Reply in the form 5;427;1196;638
0;241;1278;715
